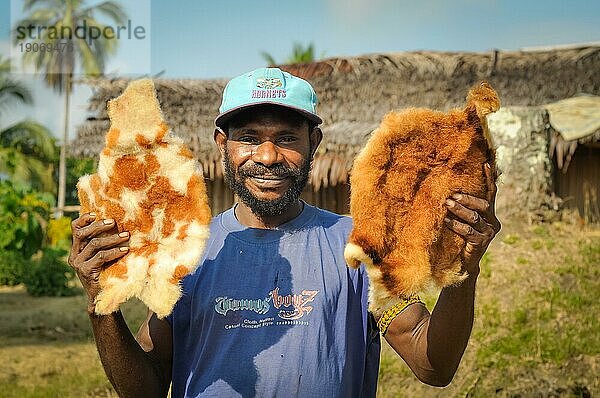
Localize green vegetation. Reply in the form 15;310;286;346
0;181;54;259
22;247;76;297
502;233;520;245
479;252;492;278
0;251;26;286
0;49;97;298
261;42;321;66
0;56;57;193
0;181;76;296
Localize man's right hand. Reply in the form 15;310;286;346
68;212;130;315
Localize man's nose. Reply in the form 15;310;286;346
252;141;282;166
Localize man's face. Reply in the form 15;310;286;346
218;106;318;217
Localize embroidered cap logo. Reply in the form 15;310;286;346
256;78;283;89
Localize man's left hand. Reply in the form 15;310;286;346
443;163;501;276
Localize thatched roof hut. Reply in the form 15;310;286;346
73;45;600;216
545;95;600;223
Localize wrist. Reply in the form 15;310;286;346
372;294;422;336
461;261;480;280
464;266;480;282
87;297;99;316
446;270;478;292
85;289;101;316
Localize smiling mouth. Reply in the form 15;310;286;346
252;175;286;181
248;175;289;188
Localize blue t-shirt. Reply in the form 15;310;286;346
169;202;380;397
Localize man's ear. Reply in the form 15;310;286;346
214;127;227;157
309;127;323;158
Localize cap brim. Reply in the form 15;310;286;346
214;101;323;128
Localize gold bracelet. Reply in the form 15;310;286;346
376;294;422;336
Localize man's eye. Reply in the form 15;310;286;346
238;136;258;144
278;136;297;144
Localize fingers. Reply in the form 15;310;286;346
70;217;118;267
70;213;97;257
72;212;97;229
80;246;130;282
443;217;488;244
450;191;501;233
443;215;496;259
451;193;490;214
78;231;130;263
483;164;502;232
484;163;498;206
69;214;130;282
445;192;498;246
445;199;488;232
73;218;118;244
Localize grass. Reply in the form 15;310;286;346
377;222;599;397
0;289;146;397
1;222;598;397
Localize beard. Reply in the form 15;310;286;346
223;147;312;218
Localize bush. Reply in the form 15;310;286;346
0;250;26;286
0;180;53;258
64;156;97;206
47;216;73;251
22;247;77;297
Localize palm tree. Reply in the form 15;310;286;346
0;121;57;192
261;42;319;66
13;0;126;217
0;56;56;192
287;42;315;64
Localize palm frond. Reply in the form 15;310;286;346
286;42;316;64
0;120;57;163
22;0;53;11
14;0;129;93
79;1;126;25
260;51;278;67
0;147;55;193
0;79;33;110
75;34;103;76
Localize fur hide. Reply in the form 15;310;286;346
344;82;499;310
77;79;211;318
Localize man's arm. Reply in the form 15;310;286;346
383;275;477;386
383;164;500;386
90;310;172;397
69;214;173;397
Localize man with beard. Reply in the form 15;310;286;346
69;68;500;397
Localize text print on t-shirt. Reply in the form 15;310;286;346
214;288;320;330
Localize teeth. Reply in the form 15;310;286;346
253;176;284;180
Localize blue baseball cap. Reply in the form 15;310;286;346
215;67;322;128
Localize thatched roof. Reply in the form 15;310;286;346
545;95;600;171
545;95;600;142
73;45;600;188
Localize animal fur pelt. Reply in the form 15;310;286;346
344;82;499;310
77;79;211;318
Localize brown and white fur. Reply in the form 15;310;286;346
77;79;211;318
344;82;500;311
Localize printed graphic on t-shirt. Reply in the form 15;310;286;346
214;287;319;330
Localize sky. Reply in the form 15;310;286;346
0;0;599;141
